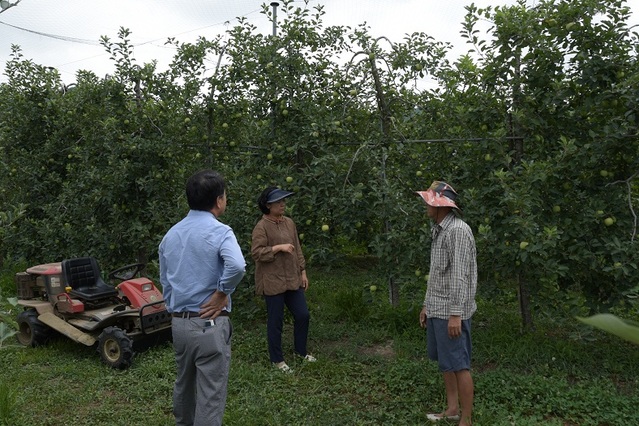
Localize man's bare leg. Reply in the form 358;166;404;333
442;371;460;416
455;369;473;425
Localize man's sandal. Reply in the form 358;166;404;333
427;412;460;422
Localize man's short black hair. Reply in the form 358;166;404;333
186;170;226;211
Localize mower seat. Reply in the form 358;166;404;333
62;257;118;302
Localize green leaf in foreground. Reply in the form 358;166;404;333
0;322;17;348
577;313;639;345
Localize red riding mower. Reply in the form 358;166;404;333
14;257;171;369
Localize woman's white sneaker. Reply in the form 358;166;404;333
274;361;293;373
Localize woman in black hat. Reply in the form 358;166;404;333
251;186;316;373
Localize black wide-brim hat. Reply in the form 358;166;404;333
266;188;294;203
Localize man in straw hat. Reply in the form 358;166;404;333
416;181;477;426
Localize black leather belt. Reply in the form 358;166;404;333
172;311;229;318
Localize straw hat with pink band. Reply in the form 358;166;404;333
416;181;461;212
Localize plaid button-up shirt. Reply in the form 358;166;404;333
423;212;477;320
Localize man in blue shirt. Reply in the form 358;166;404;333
159;169;246;426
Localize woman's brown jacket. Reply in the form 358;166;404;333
251;216;306;296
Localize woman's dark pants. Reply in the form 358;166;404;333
265;288;310;363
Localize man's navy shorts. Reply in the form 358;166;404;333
426;317;472;372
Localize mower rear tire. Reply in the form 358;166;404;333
97;326;134;369
17;309;52;347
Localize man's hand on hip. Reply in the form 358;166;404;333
199;291;228;319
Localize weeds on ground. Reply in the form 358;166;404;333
0;261;638;425
0;381;16;426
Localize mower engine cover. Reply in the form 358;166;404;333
117;278;164;310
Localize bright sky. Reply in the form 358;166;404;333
0;0;638;84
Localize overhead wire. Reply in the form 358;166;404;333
0;2;264;77
0;6;262;46
0;20;101;45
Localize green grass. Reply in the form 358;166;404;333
1;261;638;425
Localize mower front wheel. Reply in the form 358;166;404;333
17;309;52;347
97;326;134;369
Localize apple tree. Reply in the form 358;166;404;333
438;0;639;328
1;0;637;328
0;34;203;268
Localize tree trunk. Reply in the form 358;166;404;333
511;52;534;331
517;271;535;332
369;55;399;306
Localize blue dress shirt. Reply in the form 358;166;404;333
159;210;246;313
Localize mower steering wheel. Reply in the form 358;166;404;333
109;263;145;281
